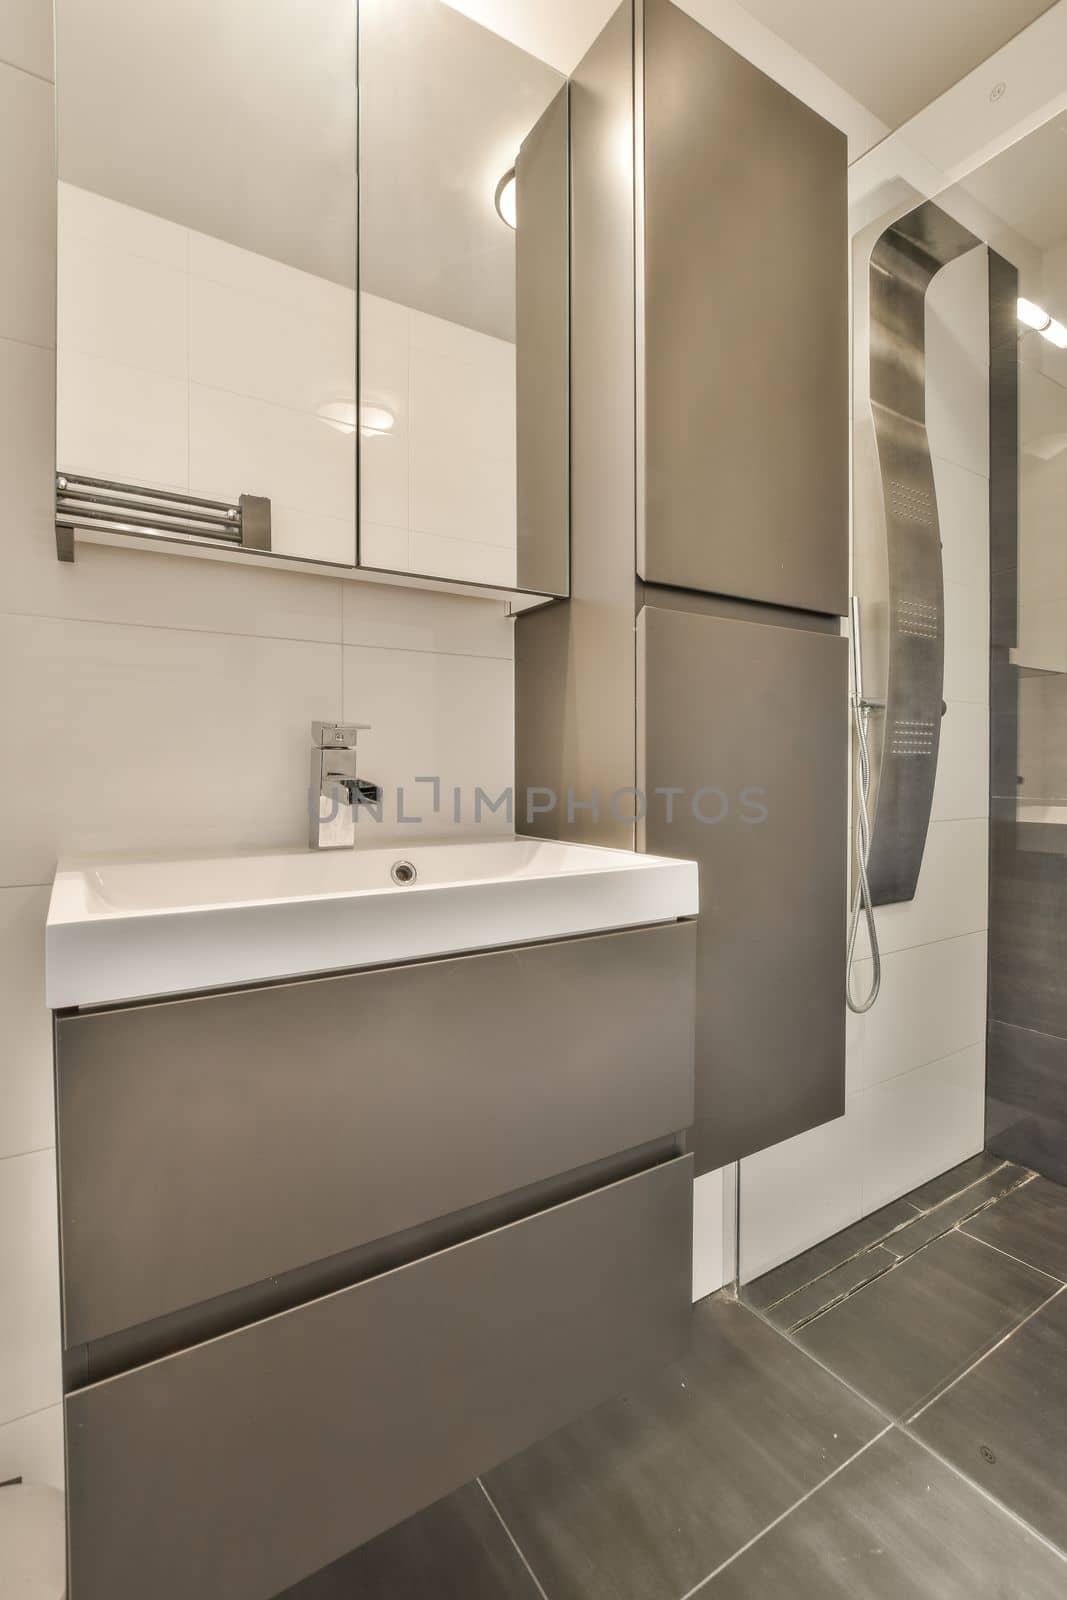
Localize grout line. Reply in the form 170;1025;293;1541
0;607;512;662
0;882;51;892
902;1427;1067;1566
678;1424;894;1599
907;1282;1066;1426
0;1400;60;1430
959;1220;1067;1285
477;1479;552;1600
0;1144;56;1164
0;54;54;87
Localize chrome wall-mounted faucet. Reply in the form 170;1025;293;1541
309;722;378;849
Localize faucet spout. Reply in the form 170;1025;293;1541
309;721;373;850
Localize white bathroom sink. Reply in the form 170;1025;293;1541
46;837;698;1008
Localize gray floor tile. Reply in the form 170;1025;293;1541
794;1231;1056;1419
884;1166;1035;1261
913;1287;1067;1551
764;1246;896;1333
962;1176;1067;1281
742;1199;917;1311
902;1151;1021;1213
705;1428;1067;1599
482;1296;882;1600
282;1482;542;1599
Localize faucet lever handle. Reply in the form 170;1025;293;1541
311;720;370;749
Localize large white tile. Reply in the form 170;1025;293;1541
189;384;355;526
868;819;988;955
933;454;989;595
737;1111;864;1283
409;530;517;588
0;0;52;80
410;332;516;547
59;184;187;270
0;614;341;885
342;579;512;658
189;269;354;416
844;998;866;1095
269;506;355;566
360;431;411;534
189;228;351;312
851;931;987;1091
858;1044;985;1214
0;62;55;349
358;521;410;573
0;1405;63;1490
59;232;188;378
931;700;990;821
341;644;513;839
693;1167;732;1302
56;350;188;491
0;1150;61;1425
942;578;990;705
0;888;52;1160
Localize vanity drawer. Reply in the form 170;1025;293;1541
66;1153;692;1600
56;920;695;1348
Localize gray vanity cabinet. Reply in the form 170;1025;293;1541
55;922;696;1599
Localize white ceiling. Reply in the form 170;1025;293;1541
56;0;358;289
56;0;562;340
962;109;1067;250
735;0;1058;129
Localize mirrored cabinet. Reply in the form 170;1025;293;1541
52;0;570;600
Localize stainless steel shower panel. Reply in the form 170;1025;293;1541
858;202;982;904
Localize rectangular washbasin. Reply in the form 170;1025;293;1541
46;837;698;1008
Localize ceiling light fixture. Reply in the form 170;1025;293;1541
1018;297;1052;332
494;166;517;230
1017;297;1067;349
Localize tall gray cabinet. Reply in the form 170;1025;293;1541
516;0;849;1173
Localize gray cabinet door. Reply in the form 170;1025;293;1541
639;603;847;1171
638;0;848;616
66;1156;693;1600
56;924;695;1349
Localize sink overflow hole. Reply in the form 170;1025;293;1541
391;861;417;886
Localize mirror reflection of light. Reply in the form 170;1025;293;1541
1018;297;1067;348
317;401;395;437
494;167;517;229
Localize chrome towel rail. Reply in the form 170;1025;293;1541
55;474;271;561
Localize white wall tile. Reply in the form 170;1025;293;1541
851;931;987;1091
342;580;512;659
0;1405;63;1490
926;249;990;376
269;508;355;567
59;233;188;378
858;1044;985;1214
933;455;989;596
738;1113;864;1282
926;254;990;482
931;700;990;821
0;614;342;886
60;184;186;270
188;384;355;529
359;522;410;572
0;0;53;81
409;530;517;588
0;62;55;349
189;270;353;416
342;644;513;839
869;819;988;956
0;889;52;1160
0;1150;61;1425
57;350;189;491
942;578;990;705
360;433;411;534
693;1167;732;1302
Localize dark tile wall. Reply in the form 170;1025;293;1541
986;251;1067;1181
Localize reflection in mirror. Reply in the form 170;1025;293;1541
358;0;570;595
54;1;357;566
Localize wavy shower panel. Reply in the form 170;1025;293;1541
859;202;983;905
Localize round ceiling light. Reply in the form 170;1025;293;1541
494;167;517;230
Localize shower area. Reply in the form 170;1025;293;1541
734;108;1067;1333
